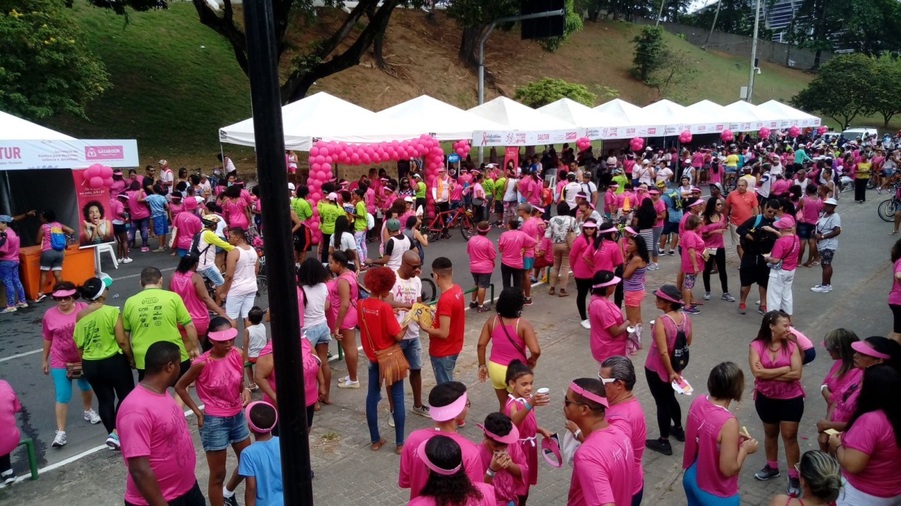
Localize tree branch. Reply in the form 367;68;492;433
191;0;249;74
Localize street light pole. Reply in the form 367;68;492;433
747;0;762;103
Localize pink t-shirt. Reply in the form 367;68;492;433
477;439;529;503
498;230;537;269
127;190;150;221
408;482;497;506
117;386;197;505
623;159;636;176
750;340;805;400
504;396;538;488
224;198;249;230
0;227;20;262
890;258;901;305
40;222;64;252
680;231;705;274
592;240;624;273
824;364;861;419
467;235;497;274
489;317;526;366
841;410;901;498
42;302;88;368
301;338;321;408
771;179;791;196
110;199;127;225
645;313;692;382
799;196;823;224
172;212;202;251
770;235;800;271
194;347;244;417
0;380;22;456
399;429;485;499
327;272;358;330
701;218;727;249
568;423;634;506
518;177;535;203
653;198;666;227
169;271;210;332
682;396;739;498
831;372;863;424
569;237;596;279
604;191;617;215
588;295;626;364
606;397;646;495
520;218;544;259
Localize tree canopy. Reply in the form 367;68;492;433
791;54;876;130
514;78;596;108
0;0;110;120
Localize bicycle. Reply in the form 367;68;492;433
877;184;901;222
422;205;475;242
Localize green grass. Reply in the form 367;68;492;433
44;2;252;168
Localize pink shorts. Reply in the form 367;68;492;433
624;289;646;308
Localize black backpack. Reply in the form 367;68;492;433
667;315;690;372
190;230;212;257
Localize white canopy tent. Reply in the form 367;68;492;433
375;95;507;141
592;99;663;139
0;111;77;141
468;97;580;147
218;92;421;151
722;101;781;131
683;100;731;135
757;100;821;128
634;99;695;136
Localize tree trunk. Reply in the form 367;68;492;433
459;25;484;69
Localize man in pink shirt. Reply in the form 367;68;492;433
519;204;544;304
565;378;634;506
399;382;484;499
466;222;497;312
600;357;647;505
117;341;202;506
764;217;801;316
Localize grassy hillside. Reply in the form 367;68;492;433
46;3;823;171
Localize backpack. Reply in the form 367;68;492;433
665;314;690;372
49;225;67;251
190;230;212;257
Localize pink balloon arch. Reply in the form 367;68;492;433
82;163;114;189
678;130;692;144
306;134;445;244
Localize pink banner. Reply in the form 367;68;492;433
503;147;520;174
72;169;115;248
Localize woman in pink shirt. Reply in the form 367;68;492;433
110;194;132;264
700;198;733;303
171;254;229;348
569;220;599;328
683;362;759;505
467;222;497;313
42;281;98;448
176;317;252;506
815;329;861;451
680;215;705;314
797;184;822;267
497;220;537;291
748;310;805;495
0;215;27;312
222;186;250;231
889;239;901;342
409;435;497;506
125;181;151;251
328;250;360;389
588;271;631;364
828;365;901;505
0;380;22;484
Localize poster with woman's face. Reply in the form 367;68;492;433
72;169;115;248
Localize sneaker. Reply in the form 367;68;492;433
823;284;833;292
140;247;150;252
703;292;711;300
223;494;239;506
811;284;826;292
658;249;665;255
524;297;533;305
645;438;672;456
668;250;675;256
15;302;28;309
477;305;490;313
754;464;781;481
580;319;591;329
388;410;396;428
35;293;47;303
721;293;735;302
647;263;659;271
106;432;120;450
337;379;360;389
670;426;686;442
1;469;13;485
85;409;102;424
788;476;801;497
121;257;133;264
337;375;350;384
738;303;746;314
52;430;67;448
1;307;15;314
684;305;701;315
469;301;479;309
411;405;431;417
757;304;767;315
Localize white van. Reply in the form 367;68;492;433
841;127;878;141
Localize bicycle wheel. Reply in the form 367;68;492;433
460;219;474;240
256;275;269;296
878;198;897;222
867;178;878;190
420;276;437;303
428;229;441;242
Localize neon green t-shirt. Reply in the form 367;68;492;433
482;178;495;198
354;201;369;232
612;174;629;194
493;177;507;201
317;201;342;235
123;288;193;369
73;305;123;361
292;197;313;222
415;181;427;199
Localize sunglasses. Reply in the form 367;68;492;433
404;260;422;271
563;397;587;408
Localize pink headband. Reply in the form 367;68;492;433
582;222;598;229
569;381;609;408
245;401;278;433
598;227;618;234
476;422;520;444
592;276;621;289
52;289;76;298
430;392;467;422
417;439;462;476
654;289;682;305
624;226;638;236
851;341;891;360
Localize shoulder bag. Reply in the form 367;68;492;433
361;301;408;386
495;316;527;362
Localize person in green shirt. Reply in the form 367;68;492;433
317;192;343;263
413;173;427;212
74;276;135;450
291;185;314;263
481;173;496;223
611;169;629;195
122;267;198;379
352;189;370;259
493;173;507;225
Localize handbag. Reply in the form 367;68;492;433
472;197;485;207
497;316;527;362
65;362;83;379
168;225;178;248
361;301;409;386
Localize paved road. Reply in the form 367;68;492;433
1;192;897;505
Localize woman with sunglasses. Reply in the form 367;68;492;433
569;219;599;329
701;196;734;303
815;329;860;452
42;281;100;448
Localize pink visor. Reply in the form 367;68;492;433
592;276;621;289
851;340;891;360
208;328;238;342
624;226;639;236
569;381;609;408
417;439;462;476
541;434;563;468
582;222;598;229
430;392;467;422
477;422;520;445
653;288;683;306
245;401;278;433
688;199;705;208
598;227;618;234
52;289;77;298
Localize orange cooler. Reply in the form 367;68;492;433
19;245;96;300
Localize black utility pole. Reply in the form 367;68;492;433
242;0;313;504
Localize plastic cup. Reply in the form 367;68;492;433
536;387;550;401
626;326;636;334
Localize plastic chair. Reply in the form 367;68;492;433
17;438;38;480
94;243;118;271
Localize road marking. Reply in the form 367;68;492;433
0;349;42;363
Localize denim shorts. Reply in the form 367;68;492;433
797;223;814;240
199;411;250;452
399;338;422;370
303;322;331;346
199;266;225;287
430;354;458;385
152;215;169;236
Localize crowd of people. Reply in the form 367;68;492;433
1;131;900;506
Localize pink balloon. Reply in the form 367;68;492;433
322;163;332;172
311;163;322;171
103;177;114;187
89;176;104;188
310;147;320;157
721;129;734;142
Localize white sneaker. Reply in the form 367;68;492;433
811;285;831;293
388;410;395;428
703;292;711;300
647;263;659;271
52;430;67;447
1;469;14;485
823;284;833;293
84;409;101;424
580;319;591;329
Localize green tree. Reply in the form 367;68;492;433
0;0;110;119
871;54;901;127
539;0;583;52
514;78;597;108
791;54;876;130
446;0;518;68
631;26;666;84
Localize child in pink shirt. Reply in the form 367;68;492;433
503;361;552;504
680;215;705;314
476;412;529;506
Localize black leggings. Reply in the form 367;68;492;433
319;233;332;263
854;178;868;202
501;264;523;290
645;367;682;438
702;247;728;293
575;277;592;320
82;353;135;434
0;453;10;474
614;265;624;308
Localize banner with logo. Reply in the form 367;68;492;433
503;147;519;174
71;169;115;248
0;139;139;170
474;129;582;147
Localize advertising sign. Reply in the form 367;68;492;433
71;169;115;248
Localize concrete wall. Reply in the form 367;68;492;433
635;19;833;70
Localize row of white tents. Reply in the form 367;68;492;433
218;92;822;151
